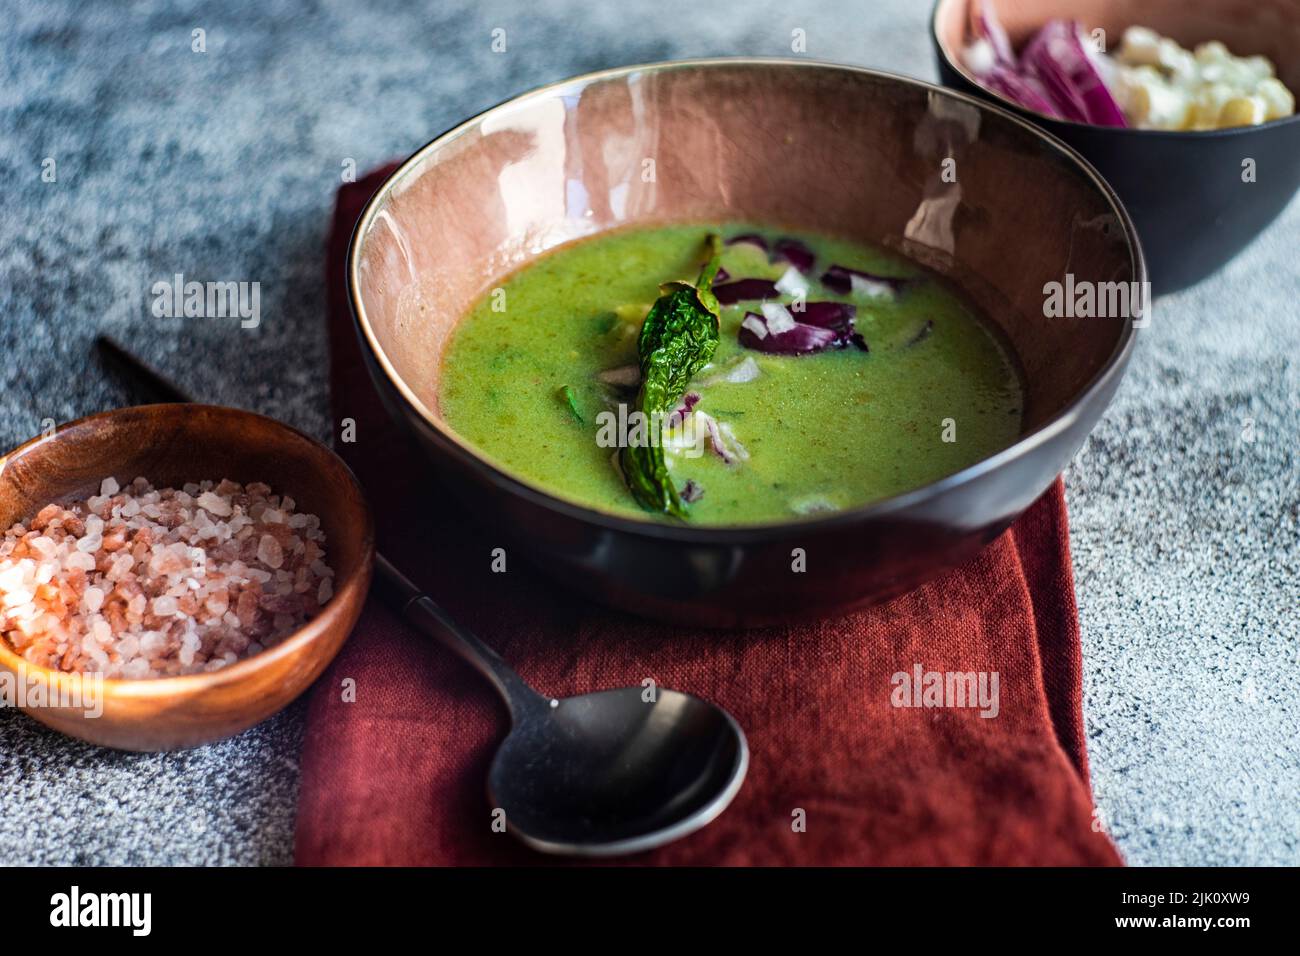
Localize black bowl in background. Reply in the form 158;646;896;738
933;0;1300;295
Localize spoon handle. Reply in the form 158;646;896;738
374;554;547;720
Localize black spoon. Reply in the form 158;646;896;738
375;554;748;855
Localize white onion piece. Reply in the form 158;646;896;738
597;364;640;386
721;356;761;384
850;275;896;299
693;411;739;465
760;302;796;334
792;495;837;515
659;418;701;455
741;314;768;339
717;421;750;462
774;265;810;298
696;355;762;386
964;37;997;75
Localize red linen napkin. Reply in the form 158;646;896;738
293;167;1122;866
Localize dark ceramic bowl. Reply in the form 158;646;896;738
348;58;1141;627
933;0;1300;294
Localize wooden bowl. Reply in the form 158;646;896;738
0;404;374;751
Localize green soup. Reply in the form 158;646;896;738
438;224;1023;526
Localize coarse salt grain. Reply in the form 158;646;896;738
0;478;333;678
257;534;284;569
30;536;56;559
65;551;95;571
196;491;232;517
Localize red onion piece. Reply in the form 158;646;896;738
772;238;815;273
795;301;857;334
738;310;857;355
1021;21;1126;126
796;302;869;351
724;233;769;256
820;265;907;298
713;278;780;305
974;0;1016;66
965;10;1126;127
981;64;1063;118
1056;22;1128;126
666;391;700;429
725;232;817;274
1020;22;1091;122
680;479;704;504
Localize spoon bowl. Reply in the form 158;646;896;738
378;555;748;856
489;687;748;857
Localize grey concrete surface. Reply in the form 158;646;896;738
1;0;1295;865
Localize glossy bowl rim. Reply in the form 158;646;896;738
929;0;1300;137
348;56;1143;542
0;403;376;697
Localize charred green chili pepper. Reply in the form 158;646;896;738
619;234;723;518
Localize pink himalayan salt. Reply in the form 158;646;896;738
0;478;334;678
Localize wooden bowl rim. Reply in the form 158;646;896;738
0;403;375;698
